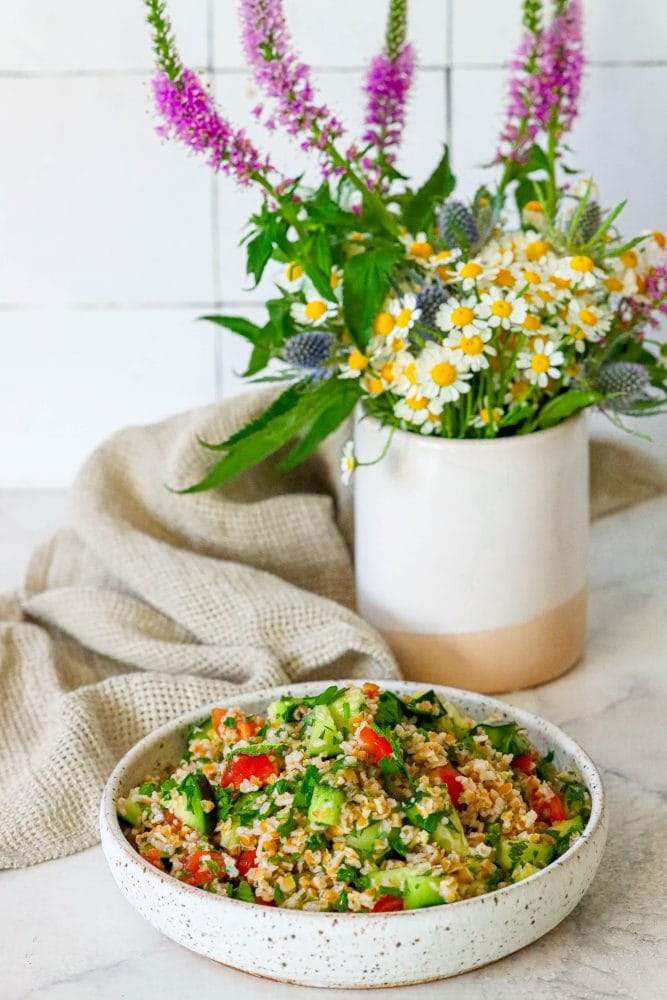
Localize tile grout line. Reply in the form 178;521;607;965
445;0;453;151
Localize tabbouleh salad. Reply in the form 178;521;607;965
118;684;590;912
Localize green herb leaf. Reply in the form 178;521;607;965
403;145;456;233
375;690;406;728
343;247;402;348
537;389;600;430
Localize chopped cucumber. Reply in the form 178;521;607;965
329;688;365;735
162;772;216;836
218;818;241;850
497;836;554;871
434;698;470;739
267;697;302;725
368;865;443;910
431;812;469;856
511;862;540;883
346;820;388;858
472;721;529;756
117;782;157;826
302;703;340;757
548;814;584;856
308;785;345;827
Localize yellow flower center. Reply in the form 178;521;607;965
431;362;457;386
330;271;340;289
525;240;549;261
578;308;597;326
620;250;638;269
305;300;327;320
569;255;594;273
551;275;571;290
380;361;394;382
389;336;405;352
491;299;513;319
409;241;433;259
450;306;475;327
605;276;623;292
405;362;417;385
406;395;429;410
437;266;453;281
531;353;551;374
459;335;484;356
373;311;395;335
433;250;452;262
395;308;413;329
285;262;303;281
537;289;554;302
479;407;502;424
524;200;543;213
348;350;368;371
522;314;540;332
494;268;516;288
460;261;483;279
653;231;666;248
523;269;541;285
366;377;384;394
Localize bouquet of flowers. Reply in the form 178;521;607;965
146;0;667;490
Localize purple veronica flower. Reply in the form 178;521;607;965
240;0;344;168
361;43;416;188
498;0;583;162
152;68;274;185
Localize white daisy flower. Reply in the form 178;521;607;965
400;231;434;262
391;351;420;395
477;289;528;330
516;338;565;388
435;296;484;336
420;409;445;435
521;200;546;230
390;293;422;332
279;260;306;292
370;300;399;338
291;297;336;327
340;441;357;485
639;230;667;269
511;232;552;265
567;303;611;353
393;392;443;428
453;258;496;291
445;326;496;372
329;266;344;295
472;406;504;429
427;248;462;280
415;344;471;402
339;348;370;379
554;255;604;289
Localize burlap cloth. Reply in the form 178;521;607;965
0;391;664;869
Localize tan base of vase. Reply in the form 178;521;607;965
382;587;587;694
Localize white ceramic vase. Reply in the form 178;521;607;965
354;412;589;693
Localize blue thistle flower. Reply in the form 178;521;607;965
416;280;448;331
283;331;335;378
438;199;479;250
593;361;651;412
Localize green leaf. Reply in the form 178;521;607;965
537;390;600;430
183;379;352;491
580;200;626;251
243;344;271;378
278;380;360;471
499;402;534;429
200;314;263;341
403;145;456;234
523;144;551;175
343;247;402;348
246;226;275;285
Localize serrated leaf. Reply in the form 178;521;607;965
278;380;360;470
198;382;308;451
200;314;264;341
246;226;275;285
403;145;456;234
342;247;402;348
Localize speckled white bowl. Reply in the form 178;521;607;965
100;680;607;989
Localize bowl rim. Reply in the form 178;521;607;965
101;678;606;920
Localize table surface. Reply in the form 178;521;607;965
2;490;666;1000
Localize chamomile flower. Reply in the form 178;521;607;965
472;406;504;429
281;260;306;290
391;351;420;394
453;258;496;291
391;293;421;332
400;231;434;262
511;231;552;264
521;200;546;230
340;441;357;485
291;297;336;327
339;348;370;379
394;392;443;428
516;337;565;388
329;266;344;297
567;301;612;342
435;295;484;336
445;326;496;372
428;247;461;281
415;344;471;402
554;254;604;289
420;409;445;436
477;289;528;330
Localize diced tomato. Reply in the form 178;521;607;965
530;787;566;823
429;763;464;810
372;894;404;912
363;682;380;697
221;753;278;789
211;707;226;732
184;869;217;886
256;898;277;907
182;849;226;885
512;752;538;775
358;725;393;763
237;718;260;740
142;848;164;870
236;849;257;878
162;809;182;830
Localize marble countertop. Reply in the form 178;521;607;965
2;489;666;1000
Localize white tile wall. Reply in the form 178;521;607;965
1;0;666;487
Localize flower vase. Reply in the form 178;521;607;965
353;412;589;693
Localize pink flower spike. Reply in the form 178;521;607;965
360;43;416;188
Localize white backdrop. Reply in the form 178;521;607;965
1;0;666;488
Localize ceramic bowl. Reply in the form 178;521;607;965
100;680;607;989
